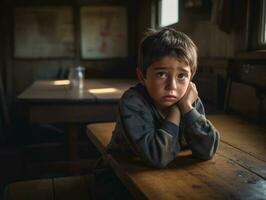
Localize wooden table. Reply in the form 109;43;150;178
87;115;266;199
17;79;136;164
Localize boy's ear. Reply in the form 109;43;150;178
136;68;145;84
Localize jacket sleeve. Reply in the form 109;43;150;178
183;98;220;160
119;92;181;168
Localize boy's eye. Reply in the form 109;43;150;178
156;72;168;78
177;73;189;80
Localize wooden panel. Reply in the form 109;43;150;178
195;59;228;108
228;81;258;118
87;122;114;151
175;20;235;57
6;175;94;200
235;64;266;88
54;176;91;200
198;58;228;77
194;72;218;104
29;104;118;123
24;159;96;178
6;179;53;200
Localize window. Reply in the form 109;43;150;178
158;0;179;27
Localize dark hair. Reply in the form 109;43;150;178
138;28;198;77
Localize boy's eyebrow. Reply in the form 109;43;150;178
153;66;168;70
178;67;190;73
153;66;190;73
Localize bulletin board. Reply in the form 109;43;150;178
14;7;75;58
81;6;128;59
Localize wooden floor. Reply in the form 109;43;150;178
5;175;93;200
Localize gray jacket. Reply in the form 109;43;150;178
107;83;220;168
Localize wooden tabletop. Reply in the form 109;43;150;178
87;115;266;200
17;79;137;123
18;79;137;103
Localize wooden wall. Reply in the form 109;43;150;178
172;0;234;58
1;0;265;105
0;0;242;99
1;0;139;99
171;0;266;112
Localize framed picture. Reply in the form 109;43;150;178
81;6;128;59
14;7;75;58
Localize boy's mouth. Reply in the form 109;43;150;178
163;95;177;101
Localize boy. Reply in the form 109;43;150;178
107;27;220;168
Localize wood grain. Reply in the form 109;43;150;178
87;119;266;200
54;176;91;200
208;115;266;161
6;179;53;200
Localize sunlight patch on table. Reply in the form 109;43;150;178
88;88;120;94
53;80;70;85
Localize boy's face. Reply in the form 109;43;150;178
141;56;191;111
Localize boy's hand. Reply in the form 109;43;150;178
178;82;198;115
166;105;181;126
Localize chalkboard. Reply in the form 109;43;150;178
81;6;128;59
14;7;75;58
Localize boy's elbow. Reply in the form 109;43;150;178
149;160;168;168
198;153;214;161
197;131;220;161
192;152;213;161
193;146;217;161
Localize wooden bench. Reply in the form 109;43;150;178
86;79;266;200
4;175;94;200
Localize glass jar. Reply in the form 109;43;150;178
68;66;85;90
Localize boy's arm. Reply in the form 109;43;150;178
182;98;220;160
119;92;181;168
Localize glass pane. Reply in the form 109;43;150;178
160;0;179;26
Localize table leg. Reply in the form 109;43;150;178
66;123;79;161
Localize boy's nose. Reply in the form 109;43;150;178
165;77;177;90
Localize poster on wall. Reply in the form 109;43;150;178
81;6;128;59
14;7;75;58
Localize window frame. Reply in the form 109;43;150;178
249;0;266;50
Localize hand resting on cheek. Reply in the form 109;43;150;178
177;82;198;115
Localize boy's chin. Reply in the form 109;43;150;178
160;101;177;108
